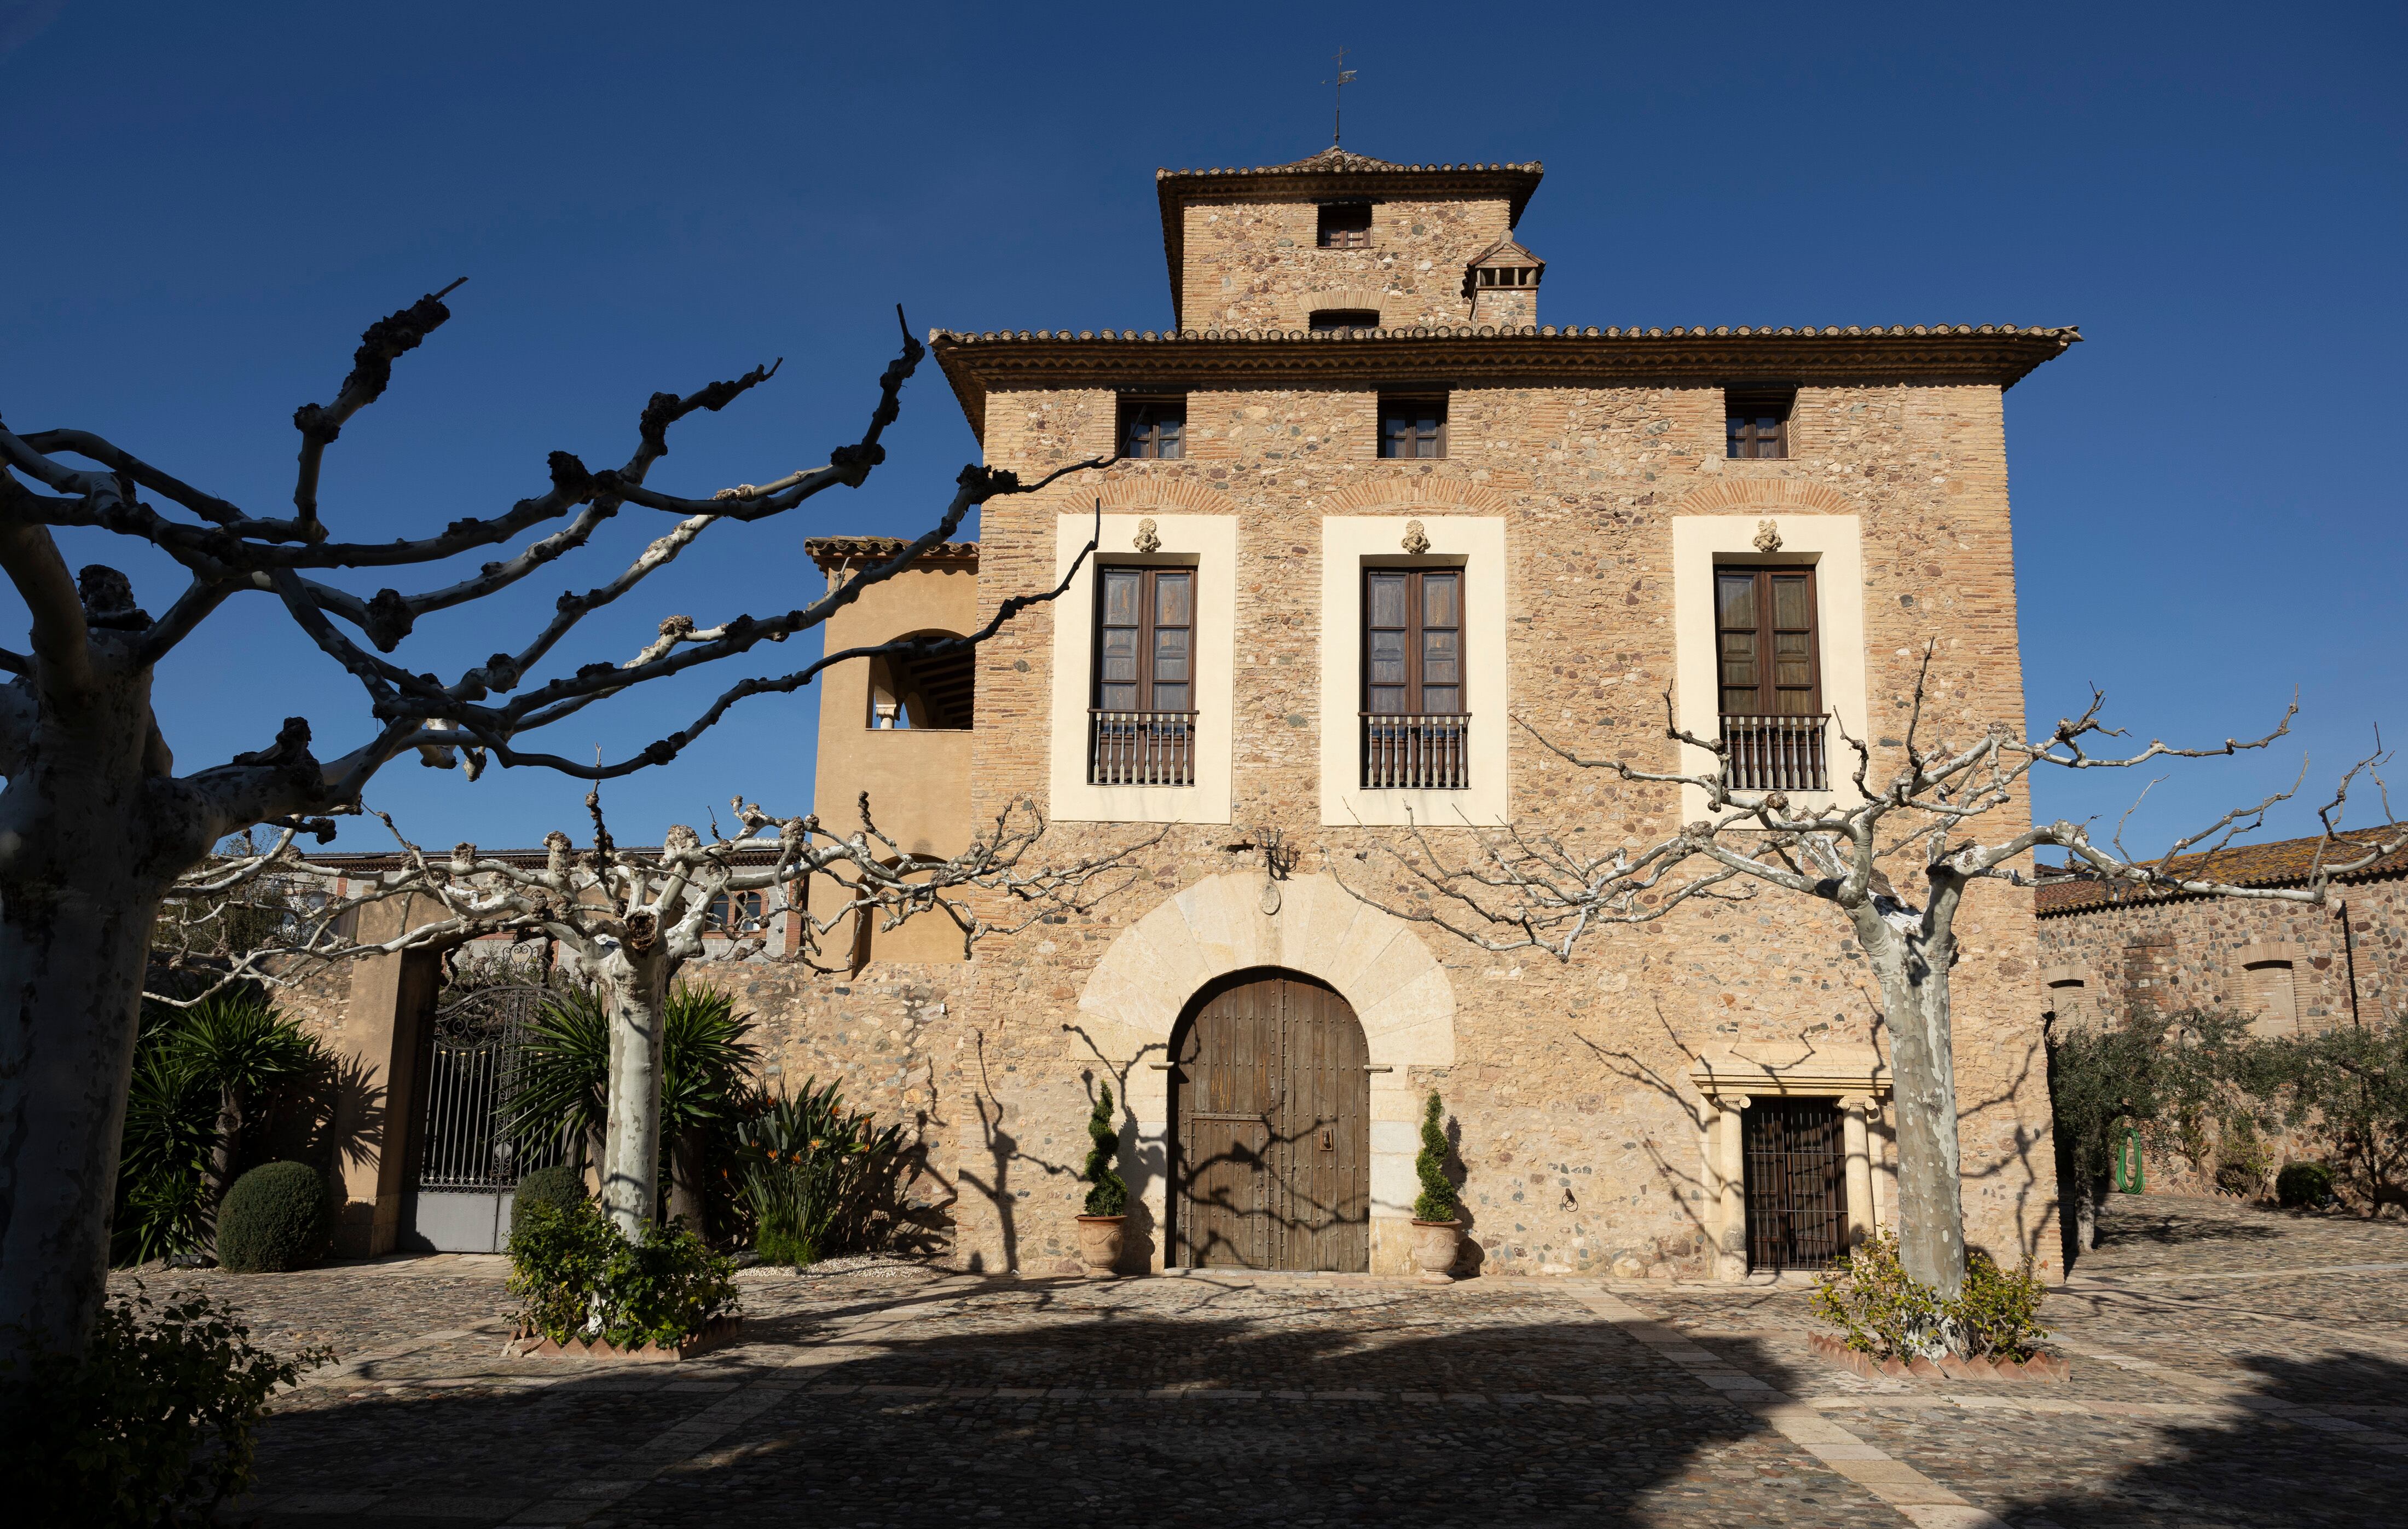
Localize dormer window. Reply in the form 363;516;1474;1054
1464;235;1547;303
1474;266;1537;288
1309;309;1380;334
1317;202;1373;249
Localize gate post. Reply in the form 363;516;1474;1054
327;896;448;1259
1840;1093;1876;1248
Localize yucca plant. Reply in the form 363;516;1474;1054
736;1078;905;1265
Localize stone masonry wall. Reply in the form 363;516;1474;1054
1178;195;1518;331
895;370;2065;1279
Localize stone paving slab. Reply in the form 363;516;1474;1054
176;1195;2408;1526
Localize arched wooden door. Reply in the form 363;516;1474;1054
1171;970;1370;1271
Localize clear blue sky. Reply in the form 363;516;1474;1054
3;1;2400;856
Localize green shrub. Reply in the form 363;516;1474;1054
2276;1161;2335;1208
505;1198;739;1348
215;1161;330;1273
512;1164;587;1216
0;1285;328;1526
736;1077;904;1266
1081;1083;1128;1218
1812;1232;2051;1362
1412;1092;1458;1223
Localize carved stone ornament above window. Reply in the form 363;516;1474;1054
1133;517;1161;553
1753;519;1782;553
1400;520;1431;555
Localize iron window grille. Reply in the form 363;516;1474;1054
1362;566;1468;789
1715;563;1826;791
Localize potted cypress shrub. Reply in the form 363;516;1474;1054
1410;1091;1461;1283
1075;1083;1130;1278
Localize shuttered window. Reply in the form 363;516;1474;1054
1318;202;1372;249
1726;389;1793;459
1715;566;1821;717
1379;395;1446;459
1097;567;1194;713
1364;569;1463;716
1119;396;1185;460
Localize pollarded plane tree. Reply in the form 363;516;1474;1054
1341;650;2400;1312
0;285;1102;1352
167;789;1157;1238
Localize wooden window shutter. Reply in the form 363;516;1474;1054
1714;565;1821;718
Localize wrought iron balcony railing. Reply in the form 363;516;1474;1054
1090;709;1197;787
1720;713;1828;793
1362;713;1472;791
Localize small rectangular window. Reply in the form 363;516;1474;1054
1317;201;1372;249
1379;394;1446;459
1725;388;1793;459
1119;395;1185;460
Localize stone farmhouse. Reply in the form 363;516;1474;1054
298;145;2082;1280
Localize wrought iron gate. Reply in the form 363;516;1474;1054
1741;1097;1849;1272
408;984;565;1252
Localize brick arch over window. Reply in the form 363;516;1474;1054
1077;872;1456;1268
1092;476;1231;516
1294;287;1393;328
1317;478;1514;517
1674;479;1858;516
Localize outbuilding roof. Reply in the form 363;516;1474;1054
927;322;2081;441
2034;826;2408;916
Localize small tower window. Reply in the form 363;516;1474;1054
1379;394;1446;459
1475;267;1537;288
1309;309;1380;334
1317;202;1373;249
1119;395;1185;460
1725;388;1794;459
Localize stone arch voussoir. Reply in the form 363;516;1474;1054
1315;477;1515;517
1672;478;1857;516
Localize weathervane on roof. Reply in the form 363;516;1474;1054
1322;47;1357;146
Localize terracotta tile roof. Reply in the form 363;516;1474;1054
2034;826;2408;916
927;324;2081;441
301;845;791;874
803;536;977;571
1155;147;1546;322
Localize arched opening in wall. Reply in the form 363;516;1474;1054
865;630;975;730
846;855;969;968
1308;308;1380;334
1166;967;1368;1272
2046;977;2091;1026
2243;959;2300;1035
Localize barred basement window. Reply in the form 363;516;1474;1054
1317;201;1372;249
1725;388;1793;459
1119;395;1185;460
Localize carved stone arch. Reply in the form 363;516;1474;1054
1091;476;1231;516
1317;477;1515;517
1077;872;1456;1272
1674;478;1858;516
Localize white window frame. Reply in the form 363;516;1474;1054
1047;513;1235;824
1672;515;1870;822
1318;515;1509;827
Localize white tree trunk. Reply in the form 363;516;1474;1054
1856;899;1968;1300
596;941;670;1239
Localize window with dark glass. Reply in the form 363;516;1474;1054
1317;201;1372;248
1379;394;1446;459
1362;567;1468;789
1091;566;1197;786
1725;388;1793;459
1715;564;1825;791
709;889;765;932
1309;309;1380;333
1119;395;1185;459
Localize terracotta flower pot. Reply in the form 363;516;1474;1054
1075;1215;1127;1278
1410;1218;1461;1283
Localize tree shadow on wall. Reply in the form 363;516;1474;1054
1998;1351;2408;1527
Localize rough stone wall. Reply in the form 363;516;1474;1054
2034;875;2405;1034
913;371;2060;1279
1178;195;1516;331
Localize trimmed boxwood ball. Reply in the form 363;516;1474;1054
216;1161;331;1272
513;1165;586;1216
2276;1162;2334;1208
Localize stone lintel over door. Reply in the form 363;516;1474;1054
1076;872;1456;1276
1689;1043;1892;1280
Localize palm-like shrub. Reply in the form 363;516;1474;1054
1081;1084;1128;1217
1412;1091;1458;1223
736;1078;905;1265
505;983;757;1228
112;995;323;1266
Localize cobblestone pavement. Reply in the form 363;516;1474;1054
152;1196;2405;1527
